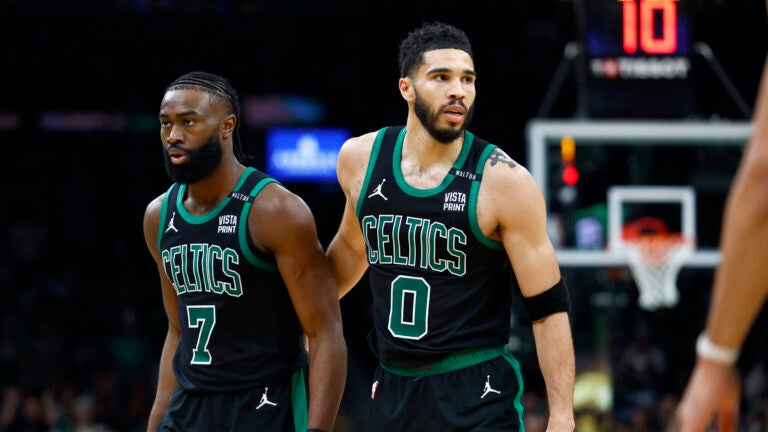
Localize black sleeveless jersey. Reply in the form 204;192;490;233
357;126;514;368
157;167;307;392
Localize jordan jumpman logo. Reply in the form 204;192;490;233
255;387;277;410
368;178;388;200
165;211;178;233
481;375;501;399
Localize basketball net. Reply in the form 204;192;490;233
624;233;694;311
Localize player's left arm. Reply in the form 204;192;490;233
249;183;347;432
482;148;575;431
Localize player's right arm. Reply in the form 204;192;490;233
675;56;768;432
143;194;181;432
703;56;768;369
326;132;377;298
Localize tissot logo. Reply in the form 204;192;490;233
218;214;237;234
589;57;690;80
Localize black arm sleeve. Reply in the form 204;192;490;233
521;277;571;322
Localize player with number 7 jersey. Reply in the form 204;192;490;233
145;71;345;432
158;168;304;390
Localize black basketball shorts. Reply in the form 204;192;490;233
367;346;525;432
158;367;308;432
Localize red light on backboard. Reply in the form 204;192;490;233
562;165;579;186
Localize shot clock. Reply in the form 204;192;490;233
577;0;696;118
619;0;681;55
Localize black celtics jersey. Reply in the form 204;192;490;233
357;126;514;368
157;167;307;392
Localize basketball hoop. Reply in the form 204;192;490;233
624;233;694;311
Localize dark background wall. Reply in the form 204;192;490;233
0;1;766;431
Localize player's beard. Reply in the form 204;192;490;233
163;133;223;184
414;90;474;144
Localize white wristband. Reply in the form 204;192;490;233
696;333;739;365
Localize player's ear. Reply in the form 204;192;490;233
221;114;236;139
399;77;414;102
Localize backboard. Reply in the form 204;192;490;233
525;119;752;268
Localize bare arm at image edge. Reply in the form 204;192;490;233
674;54;768;432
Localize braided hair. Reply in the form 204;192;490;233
166;71;249;163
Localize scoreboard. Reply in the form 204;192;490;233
578;0;696;118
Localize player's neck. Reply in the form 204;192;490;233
184;158;246;214
403;123;463;168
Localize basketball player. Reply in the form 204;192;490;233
327;22;575;431
673;29;768;432
143;71;346;432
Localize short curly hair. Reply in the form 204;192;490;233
397;21;473;78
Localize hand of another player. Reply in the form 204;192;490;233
671;360;740;432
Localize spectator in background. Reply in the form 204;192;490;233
70;393;115;432
614;321;667;418
0;387;57;432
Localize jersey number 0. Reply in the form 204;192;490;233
388;275;431;339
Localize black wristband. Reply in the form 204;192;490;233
307;429;327;432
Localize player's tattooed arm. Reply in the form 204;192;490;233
488;148;518;169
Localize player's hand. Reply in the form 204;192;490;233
671;359;740;432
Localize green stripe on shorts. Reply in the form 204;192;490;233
380;345;507;377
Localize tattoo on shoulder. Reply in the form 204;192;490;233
488;149;517;169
